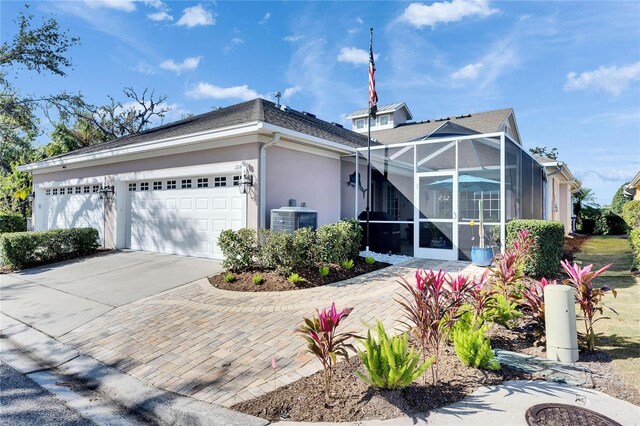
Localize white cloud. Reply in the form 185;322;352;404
259;12;271;24
148;11;173;21
564;62;640;96
283;34;303;42
283;86;302;99
224;37;244;53
348;17;364;34
177;4;215;28
451;62;483;80
576;168;637;183
400;0;498;29
185;82;260;101
159;56;202;74
84;0;136;12
337;47;378;65
132;62;155;75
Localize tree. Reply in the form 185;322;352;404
529;146;559;160
54;87;170;144
1;9;81;164
610;182;631;214
573;187;598;217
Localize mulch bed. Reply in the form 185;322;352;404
208;257;390;292
232;347;531;423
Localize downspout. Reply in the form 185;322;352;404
259;132;280;228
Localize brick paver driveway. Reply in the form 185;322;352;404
60;259;484;407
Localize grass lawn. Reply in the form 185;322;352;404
573;235;640;392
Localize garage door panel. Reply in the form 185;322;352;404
44;194;104;241
128;186;244;259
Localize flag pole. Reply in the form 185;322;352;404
365;27;374;252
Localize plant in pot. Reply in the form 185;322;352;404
470;198;494;266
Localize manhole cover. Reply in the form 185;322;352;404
525;403;622;426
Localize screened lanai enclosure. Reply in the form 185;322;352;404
340;133;545;261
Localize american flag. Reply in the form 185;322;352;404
368;28;378;118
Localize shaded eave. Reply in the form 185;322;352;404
18;121;357;173
539;160;582;192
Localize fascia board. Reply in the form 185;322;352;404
19;121;262;173
257;122;357;154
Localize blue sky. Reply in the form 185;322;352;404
2;0;639;205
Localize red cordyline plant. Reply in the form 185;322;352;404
297;302;357;402
490;229;537;298
520;277;556;340
397;268;473;382
464;270;493;321
561;260;616;351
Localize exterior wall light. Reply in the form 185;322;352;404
98;185;115;200
238;169;253;195
26;192;35;203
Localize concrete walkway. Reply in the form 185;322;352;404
1;251;220;337
58;259;481;407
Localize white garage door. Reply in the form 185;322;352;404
42;185;104;240
126;176;245;259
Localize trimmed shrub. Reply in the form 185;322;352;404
0;213;27;234
579;218;596;234
506;220;564;277
622;200;640;230
218;228;257;272
0;228;99;269
259;227;316;274
594;210;627;235
316;219;362;263
630;228;640;270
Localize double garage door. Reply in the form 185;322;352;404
125;177;245;259
41;177;245;259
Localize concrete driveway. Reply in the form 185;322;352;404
0;251;221;338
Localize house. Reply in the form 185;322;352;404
532;155;581;234
18;99;579;262
18;99;371;259
625;171;640;201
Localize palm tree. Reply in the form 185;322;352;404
572;187;598;218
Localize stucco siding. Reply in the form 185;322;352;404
265;145;341;227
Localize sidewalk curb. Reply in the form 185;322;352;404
0;322;269;426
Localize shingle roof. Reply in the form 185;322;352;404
51;98;371;160
370;108;513;145
345;102;412;120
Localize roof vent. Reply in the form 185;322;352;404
455;114;472;119
301;111;316;118
331;122;343;128
280;105;290;112
435;117;450;122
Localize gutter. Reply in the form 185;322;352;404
259;132;280;228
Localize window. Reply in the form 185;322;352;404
83;186;90;194
197;178;209;188
166;180;176;189
75;187;81;194
92;185;100;193
355;119;365;129
181;179;192;189
378;115;389;126
52;188;58;195
214;177;227;187
59;188;66;195
153;181;162;190
45;189;51;196
128;183;137;192
233;175;240;186
140;182;149;191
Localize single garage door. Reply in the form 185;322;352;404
125;176;245;259
42;185;104;241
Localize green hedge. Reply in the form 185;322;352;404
630;228;640;270
622;200;640;230
217;220;363;273
0;228;99;269
506;220;564;278
0;213;27;234
594;210;627;235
